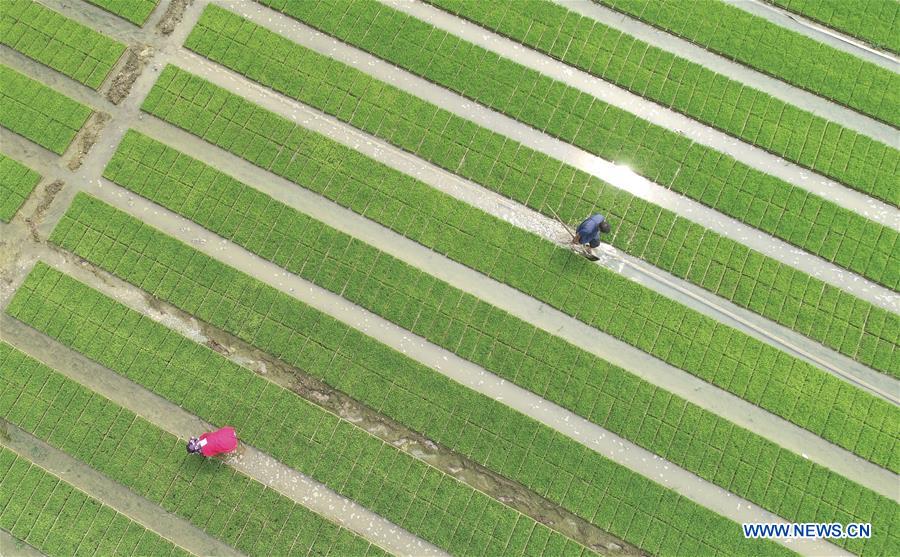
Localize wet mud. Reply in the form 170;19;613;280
157;0;193;35
105;47;153;105
65;112;110;171
24;180;64;243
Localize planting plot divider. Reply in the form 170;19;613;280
255;0;900;284
422;0;899;205
34;196;816;557
596;0;900;127
0;440;193;557
0;334;401;557
139;63;900;473
9;260;605;557
179;6;900;374
0;313;442;557
0;153;41;222
0;0;126;90
39;0;159;46
0;64;92;155
98;128;900;530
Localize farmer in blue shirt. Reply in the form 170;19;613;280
573;214;611;255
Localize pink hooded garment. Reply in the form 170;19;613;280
199;426;238;457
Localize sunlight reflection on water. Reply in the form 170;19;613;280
577;152;665;204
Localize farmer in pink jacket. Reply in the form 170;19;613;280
186;426;238;457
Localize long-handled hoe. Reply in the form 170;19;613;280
546;205;601;261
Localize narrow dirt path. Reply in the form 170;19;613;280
0;529;45;557
0;424;239;557
553;0;897;144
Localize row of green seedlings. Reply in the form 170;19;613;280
0;153;41;222
1;0;125;89
765;0;899;54
597;0;899;126
139;64;900;474
0;338;389;557
0;64;92;155
8;260;600;557
0;441;188;556
100;129;898;557
181;5;899;377
252;0;900;285
36;195;804;557
85;0;160;27
424;0;897;205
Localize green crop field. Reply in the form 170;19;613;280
85;0;161;26
0;154;41;222
1;0;126;89
597;0;900;127
424;0;898;206
183;7;899;376
765;0;900;54
0;444;189;556
0;64;92;154
0;1;896;556
249;1;900;287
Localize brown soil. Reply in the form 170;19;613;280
106;47;152;105
156;0;192;35
24;180;64;243
66;113;110;171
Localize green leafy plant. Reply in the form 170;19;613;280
249;1;900;280
139;64;900;465
0;429;189;555
100;131;900;557
765;0;899;54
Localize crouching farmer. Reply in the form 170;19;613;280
187;426;238;457
573;213;611;255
